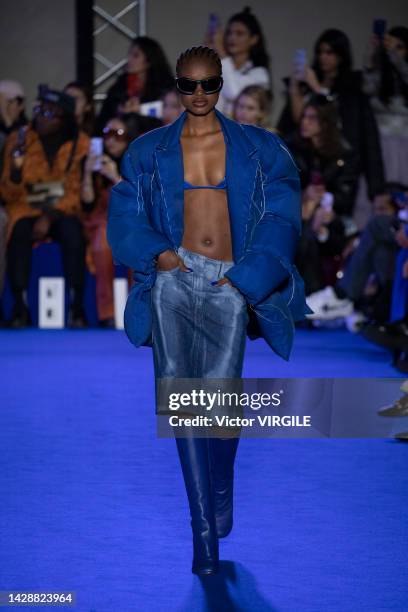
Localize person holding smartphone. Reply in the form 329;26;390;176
363;24;408;186
205;7;272;117
277;29;385;205
285;95;359;297
107;45;310;576
81;119;126;327
81;113;160;327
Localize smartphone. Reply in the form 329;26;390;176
321;192;334;211
373;19;387;40
139;100;163;118
90;137;103;172
208;13;220;38
293;49;307;78
392;191;408;207
398;209;408;222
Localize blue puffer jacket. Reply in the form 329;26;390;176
107;108;312;360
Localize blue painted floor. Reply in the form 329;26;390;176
0;329;407;612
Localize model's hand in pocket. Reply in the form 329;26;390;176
212;277;232;287
157;249;192;272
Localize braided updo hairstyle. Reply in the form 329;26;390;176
176;46;222;77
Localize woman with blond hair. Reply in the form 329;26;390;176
233;84;274;130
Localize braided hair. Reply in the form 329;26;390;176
176;46;222;77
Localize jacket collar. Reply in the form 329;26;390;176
155;107;259;158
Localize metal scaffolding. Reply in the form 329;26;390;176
92;0;146;103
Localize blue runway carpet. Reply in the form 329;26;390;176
0;329;407;612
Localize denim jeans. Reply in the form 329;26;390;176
337;214;398;301
151;246;248;379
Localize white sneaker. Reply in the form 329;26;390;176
306;286;354;320
345;311;367;333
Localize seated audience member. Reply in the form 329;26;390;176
0;80;28;173
277;28;385;203
96;36;174;132
161;87;183;125
286;96;359;296
81;113;157;327
205;7;271;117
306;183;407;325
64;81;95;136
232;85;273;130
0;86;90;328
363;26;408;185
360;190;408;357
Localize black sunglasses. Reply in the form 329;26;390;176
175;76;223;95
33;105;63;119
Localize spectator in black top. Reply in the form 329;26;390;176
363;26;408;186
277;28;385;202
64;82;95;136
96;36;174;132
288;95;359;295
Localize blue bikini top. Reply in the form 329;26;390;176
183;176;226;190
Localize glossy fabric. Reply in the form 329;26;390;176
152;247;246;572
151;247;248;378
175;428;219;574
108;108;313;360
210;436;239;538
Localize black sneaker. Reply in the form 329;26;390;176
361;322;408;350
378;394;408;417
98;317;115;329
7;303;32;329
67;306;88;329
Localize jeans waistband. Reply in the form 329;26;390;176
176;246;234;278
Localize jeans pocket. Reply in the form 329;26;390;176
225;282;247;304
213;280;245;302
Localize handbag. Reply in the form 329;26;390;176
27;180;65;208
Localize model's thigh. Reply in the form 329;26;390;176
199;282;248;378
151;267;195;377
151;264;249;378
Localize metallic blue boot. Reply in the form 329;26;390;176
175;430;219;575
209;436;240;539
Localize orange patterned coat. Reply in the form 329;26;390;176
0;126;90;242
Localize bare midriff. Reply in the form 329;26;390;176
180;124;233;261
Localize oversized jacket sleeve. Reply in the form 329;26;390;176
224;133;301;305
107;146;174;273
